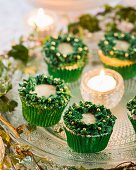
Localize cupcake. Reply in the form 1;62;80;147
127;96;136;132
19;75;71;127
43;34;88;83
63;101;116;153
98;32;136;80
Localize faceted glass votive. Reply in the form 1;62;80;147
80;68;124;109
27;8;56;39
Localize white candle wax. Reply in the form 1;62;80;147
28;8;54;31
87;70;116;92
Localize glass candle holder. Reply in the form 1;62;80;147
80;68;124;109
27;8;56;39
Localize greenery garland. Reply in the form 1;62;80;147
98;32;136;61
43;34;88;67
64;101;116;136
19;74;71;109
127;96;136;115
68;5;136;35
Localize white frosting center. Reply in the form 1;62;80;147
34;84;56;98
58;43;73;55
82;113;96;124
115;40;129;51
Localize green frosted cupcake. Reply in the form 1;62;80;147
127;96;136;132
43;34;88;83
19;75;71;127
63;101;116;153
98;32;136;80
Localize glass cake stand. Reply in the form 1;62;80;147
2;73;136;168
1;51;136;169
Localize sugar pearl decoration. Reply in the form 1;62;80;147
74;38;79;42
121;34;125;37
113;47;116;50
84;47;88;51
48;98;51;102
97;108;101;112
98;127;102;131
114;33;118;37
67;37;70;41
110;51;114;55
63;54;67;58
125;53;129;57
104;41;109;45
56;52;60;56
78;47;82;52
83;128;86;131
51;41;56;45
51;46;55;50
77;55;81;60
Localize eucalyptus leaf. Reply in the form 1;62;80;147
0;96;18;113
8;44;29;64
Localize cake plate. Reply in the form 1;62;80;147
1;60;136;169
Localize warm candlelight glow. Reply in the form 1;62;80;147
28;8;54;31
87;69;117;92
80;68;124;108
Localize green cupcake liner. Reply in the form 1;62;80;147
21;99;65;127
103;63;136;80
48;64;84;83
64;127;112;153
128;116;136;132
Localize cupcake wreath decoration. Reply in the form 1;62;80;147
19;74;71;127
43;34;88;82
98;32;136;79
63;101;116;153
127;96;136;132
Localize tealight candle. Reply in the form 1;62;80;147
80;68;124;109
87;70;116;92
28;8;55;38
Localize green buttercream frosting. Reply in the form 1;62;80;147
98;31;136;61
64;101;116;136
43;34;88;67
18;75;71;109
